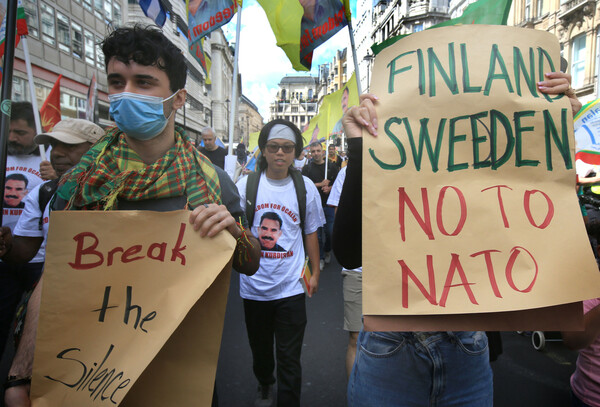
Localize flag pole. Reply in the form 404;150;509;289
0;0;19;224
345;20;361;152
21;36;47;160
228;1;242;157
347;20;362;95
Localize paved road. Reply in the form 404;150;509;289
0;256;580;406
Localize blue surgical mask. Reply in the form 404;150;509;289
108;91;178;140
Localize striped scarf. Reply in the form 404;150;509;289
58;126;221;210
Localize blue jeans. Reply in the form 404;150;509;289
318;206;335;259
348;330;493;407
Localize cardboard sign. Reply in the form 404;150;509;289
363;25;600;329
31;210;235;406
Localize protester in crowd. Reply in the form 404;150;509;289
200;126;227;169
302;141;338;270
326;165;362;378
0;102;53;365
236;119;323;407
237;142;248;166
3;25;260;407
328;143;342;168
562;298;600;407
333;71;580;406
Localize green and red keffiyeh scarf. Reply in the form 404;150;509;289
57;126;221;210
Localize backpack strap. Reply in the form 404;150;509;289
289;168;306;236
245;171;261;229
38;178;59;231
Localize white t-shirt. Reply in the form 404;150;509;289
325;166;361;273
236;172;325;301
294;157;307;171
327;165;346;207
3;153;48;230
13;182;48;263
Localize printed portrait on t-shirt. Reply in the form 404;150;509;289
3;173;28;208
258;212;287;252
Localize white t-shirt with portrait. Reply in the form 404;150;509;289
236;172;325;301
13;182;49;263
3;152;48;232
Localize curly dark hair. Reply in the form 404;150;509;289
257;119;304;172
101;25;187;92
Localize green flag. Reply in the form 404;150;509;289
371;0;512;55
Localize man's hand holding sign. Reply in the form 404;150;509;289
338;25;600;331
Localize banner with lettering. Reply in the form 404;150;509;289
574;98;600;164
257;0;350;70
31;210;235;406
363;25;600;330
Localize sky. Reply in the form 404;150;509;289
221;0;357;120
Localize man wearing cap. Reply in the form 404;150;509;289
0;118;104;266
236;119;323;407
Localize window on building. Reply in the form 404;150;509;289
113;2;122;24
12;77;27;101
56;12;70;53
72;22;83;59
23;0;39;38
536;0;543;17
94;0;104;19
84;29;95;65
308;88;313;99
96;35;105;68
292;107;298;113
104;0;113;21
525;0;531;19
572;34;586;88
83;0;93;12
40;3;55;46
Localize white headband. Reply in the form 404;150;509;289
267;124;297;144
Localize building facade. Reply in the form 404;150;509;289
238;94;263;144
323;48;348;94
14;0;126;127
12;0;254;147
269;76;319;130
511;0;600;105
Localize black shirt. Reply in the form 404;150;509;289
302;160;339;207
200;147;227;169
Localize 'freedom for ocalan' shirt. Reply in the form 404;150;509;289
236;172;324;301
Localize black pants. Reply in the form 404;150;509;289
0;261;43;354
243;294;306;407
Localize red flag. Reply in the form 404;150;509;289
40;74;62;132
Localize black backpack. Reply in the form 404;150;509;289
37;178;59;231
